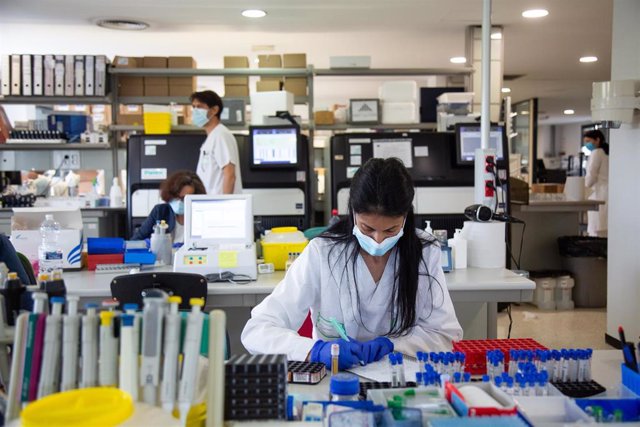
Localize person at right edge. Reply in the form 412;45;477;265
583;129;609;237
190;90;243;195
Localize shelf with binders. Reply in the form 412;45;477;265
0;143;111;150
0;96;112;105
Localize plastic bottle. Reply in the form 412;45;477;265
109;177;123;208
38;214;63;274
150;220;172;265
327;209;340;227
330;374;359;401
424;220;433;235
447;229;468;270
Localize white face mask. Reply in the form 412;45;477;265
352;215;406;257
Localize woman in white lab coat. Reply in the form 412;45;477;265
583;130;609;237
242;158;462;370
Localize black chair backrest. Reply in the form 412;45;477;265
110;272;207;310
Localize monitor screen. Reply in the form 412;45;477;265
456;124;505;165
189;198;249;241
251;126;298;167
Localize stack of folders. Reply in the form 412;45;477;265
5;291;210;425
0;54;109;97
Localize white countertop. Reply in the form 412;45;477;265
62;266;534;300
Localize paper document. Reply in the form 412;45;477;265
372;139;413;168
347;354;420;383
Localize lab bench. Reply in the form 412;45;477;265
510;200;605;271
0;207;126;240
62;266;535;355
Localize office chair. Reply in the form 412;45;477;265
110;272;230;357
16;253;36;285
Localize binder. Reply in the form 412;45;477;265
10;55;21;95
74;55;84;96
21;55;32;96
1;55;10;96
64;55;74;96
84;55;95;96
54;55;64;96
32;55;43;96
44;55;55;96
95;55;107;96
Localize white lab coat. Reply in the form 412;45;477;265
196;123;243;195
585;148;609;237
241;230;463;361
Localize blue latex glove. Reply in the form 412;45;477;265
309;339;364;370
360;337;394;363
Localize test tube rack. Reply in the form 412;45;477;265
224;354;288;421
453;339;548;375
287;361;326;384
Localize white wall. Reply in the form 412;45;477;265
537;123;584;159
607;0;640;343
537;124;553;158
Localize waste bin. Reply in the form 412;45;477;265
557;236;607;308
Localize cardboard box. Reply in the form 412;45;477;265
10;208;83;270
257;80;281;92
143;56;168;92
168;56;197;93
314;111;335;125
284;77;307;96
223;56;249;85
117;105;144;126
531;183;564;194
114;56;144;96
224;85;249;97
112;56;141;68
258;55;282;68
283;53;307;68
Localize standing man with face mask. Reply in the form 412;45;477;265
190;90;243;195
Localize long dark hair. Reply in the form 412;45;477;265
584;129;609;155
319;158;439;337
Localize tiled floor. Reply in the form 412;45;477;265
497;303;613;350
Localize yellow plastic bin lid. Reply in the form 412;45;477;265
21;388;134;427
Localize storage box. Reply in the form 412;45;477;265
223;56;249;86
258;55;282;68
143;56;168;96
143;112;171;134
112;56;140;68
382;101;419;124
10;208;83;270
257;80;281;92
379;80;419;102
87;253;125;270
531;183;565;194
250;91;294;125
445;382;517;417
283;53;307;68
117;105;143;126
168;56;196;97
261;227;308;270
283;77;307;96
224;85;249;98
314;111;335;125
87;237;125;254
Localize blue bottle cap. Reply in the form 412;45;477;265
460;353;466;362
430;352;437;361
507;377;514;386
425;364;433;373
330;373;359;396
416;372;423;383
495;376;503;386
50;296;65;304
123;303;139;311
463;372;471;382
121;314;134;327
397;353;404;364
84;303;99;309
389;353;397;365
482;375;490;382
453;372;461;382
502;372;509;380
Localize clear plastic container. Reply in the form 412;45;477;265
38;214;63;273
330;373;360;401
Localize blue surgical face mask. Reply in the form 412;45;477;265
192;108;210;127
352;216;405;257
169;199;184;215
585;142;596;152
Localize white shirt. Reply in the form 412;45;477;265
585;148;609;236
241;230;463;361
196;123;243;195
172;221;184;244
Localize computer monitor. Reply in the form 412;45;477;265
455;123;506;166
184;194;254;247
250;125;299;168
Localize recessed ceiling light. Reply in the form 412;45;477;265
491;32;502;40
242;9;267;18
579;56;598;63
522;9;549;18
450;57;467;64
96;18;149;31
563;109;575;115
501;87;511;93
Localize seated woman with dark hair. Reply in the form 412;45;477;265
132;170;206;243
